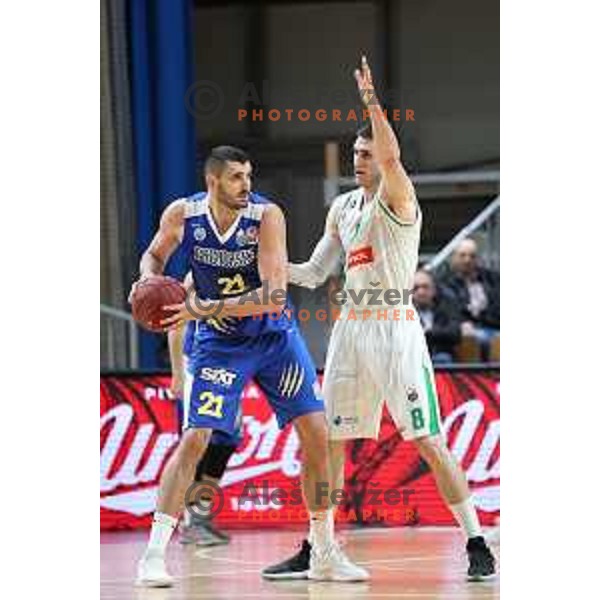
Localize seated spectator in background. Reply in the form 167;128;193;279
440;238;500;359
413;269;461;363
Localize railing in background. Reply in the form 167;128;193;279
324;162;500;271
425;195;500;272
100;304;139;370
326;169;500;206
99;192;498;371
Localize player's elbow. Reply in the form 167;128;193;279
141;249;164;272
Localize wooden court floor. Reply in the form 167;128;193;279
101;526;500;600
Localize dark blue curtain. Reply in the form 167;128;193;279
129;0;197;367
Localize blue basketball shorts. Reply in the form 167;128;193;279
182;327;323;436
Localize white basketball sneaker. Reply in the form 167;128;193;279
308;542;370;582
136;550;174;587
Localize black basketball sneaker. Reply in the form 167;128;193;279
261;539;311;580
466;536;496;581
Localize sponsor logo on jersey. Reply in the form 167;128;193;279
200;367;237;387
236;226;259;247
193;246;256;268
347;245;374;269
406;385;419;403
193;226;207;242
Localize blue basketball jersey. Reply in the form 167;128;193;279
181;191;293;339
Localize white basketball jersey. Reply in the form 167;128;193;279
332;187;422;306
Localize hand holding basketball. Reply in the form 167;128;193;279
130;275;187;332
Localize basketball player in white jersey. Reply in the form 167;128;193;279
279;56;495;581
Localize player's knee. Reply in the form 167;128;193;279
304;432;328;465
178;429;211;464
296;420;328;463
294;412;327;440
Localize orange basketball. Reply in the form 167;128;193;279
131;276;186;332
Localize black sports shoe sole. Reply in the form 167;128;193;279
261;570;309;580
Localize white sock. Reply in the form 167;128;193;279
146;512;178;555
309;509;334;549
449;497;483;539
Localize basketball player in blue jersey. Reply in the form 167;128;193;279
132;146;367;587
168;318;237;547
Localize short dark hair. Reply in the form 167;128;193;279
204;145;250;176
356;122;373;140
416;267;434;281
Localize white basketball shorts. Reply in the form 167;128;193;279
323;309;442;441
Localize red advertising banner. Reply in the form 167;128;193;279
100;370;499;530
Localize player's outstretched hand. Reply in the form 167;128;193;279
354;55;378;108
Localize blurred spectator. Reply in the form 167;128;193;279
439;238;500;359
413;270;461;363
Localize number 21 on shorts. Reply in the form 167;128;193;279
197;391;224;418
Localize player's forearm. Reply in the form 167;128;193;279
370;98;416;219
139;251;165;278
220;281;287;317
288;262;325;289
288;233;343;289
369;100;401;166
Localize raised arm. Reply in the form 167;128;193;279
354;55;417;224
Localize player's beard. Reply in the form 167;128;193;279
217;185;249;211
